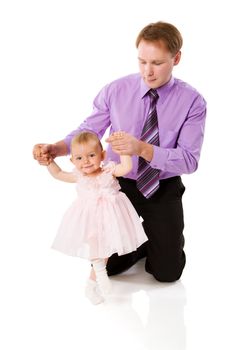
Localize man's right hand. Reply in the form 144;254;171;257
33;143;58;165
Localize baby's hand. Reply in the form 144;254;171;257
33;143;56;165
106;131;126;142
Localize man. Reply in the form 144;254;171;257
33;21;206;283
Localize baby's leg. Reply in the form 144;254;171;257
92;258;112;295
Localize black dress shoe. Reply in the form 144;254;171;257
107;242;147;276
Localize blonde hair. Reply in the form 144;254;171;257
71;131;103;152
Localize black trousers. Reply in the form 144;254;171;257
107;176;186;282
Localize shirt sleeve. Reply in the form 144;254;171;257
150;94;207;175
64;86;111;153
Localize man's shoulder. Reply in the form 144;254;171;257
172;78;206;108
108;73;140;89
100;73;141;99
174;78;204;97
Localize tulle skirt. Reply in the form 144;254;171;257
51;192;148;259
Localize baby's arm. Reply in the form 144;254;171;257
108;131;132;177
113;155;132;177
47;160;76;183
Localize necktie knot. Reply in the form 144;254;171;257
149;89;159;102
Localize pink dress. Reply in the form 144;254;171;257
52;162;148;259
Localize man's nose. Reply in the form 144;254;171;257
145;64;153;76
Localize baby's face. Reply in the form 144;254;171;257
71;141;104;176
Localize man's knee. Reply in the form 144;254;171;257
145;253;186;282
151;267;184;283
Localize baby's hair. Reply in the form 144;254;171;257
71;131;103;151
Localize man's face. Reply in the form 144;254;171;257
137;39;181;89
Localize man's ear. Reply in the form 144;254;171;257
101;150;106;160
174;51;181;66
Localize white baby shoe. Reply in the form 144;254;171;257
85;279;104;305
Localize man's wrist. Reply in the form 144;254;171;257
138;140;154;162
54;140;69;157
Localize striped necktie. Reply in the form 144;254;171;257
136;89;160;198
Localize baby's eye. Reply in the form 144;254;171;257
89;153;95;158
76;156;82;160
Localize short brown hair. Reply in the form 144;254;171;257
71;131;103;152
136;21;183;56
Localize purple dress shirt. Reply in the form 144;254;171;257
65;73;207;180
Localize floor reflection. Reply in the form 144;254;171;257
105;259;186;350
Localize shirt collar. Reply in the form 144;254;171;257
140;76;175;103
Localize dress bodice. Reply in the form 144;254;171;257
74;162;121;198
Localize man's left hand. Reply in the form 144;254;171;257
106;131;141;156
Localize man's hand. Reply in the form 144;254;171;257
106;131;154;161
106;131;141;156
32;143;58;165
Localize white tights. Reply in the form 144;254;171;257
91;258;112;295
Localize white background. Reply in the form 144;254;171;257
0;0;232;349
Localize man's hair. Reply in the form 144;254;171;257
136;21;183;56
71;131;103;151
